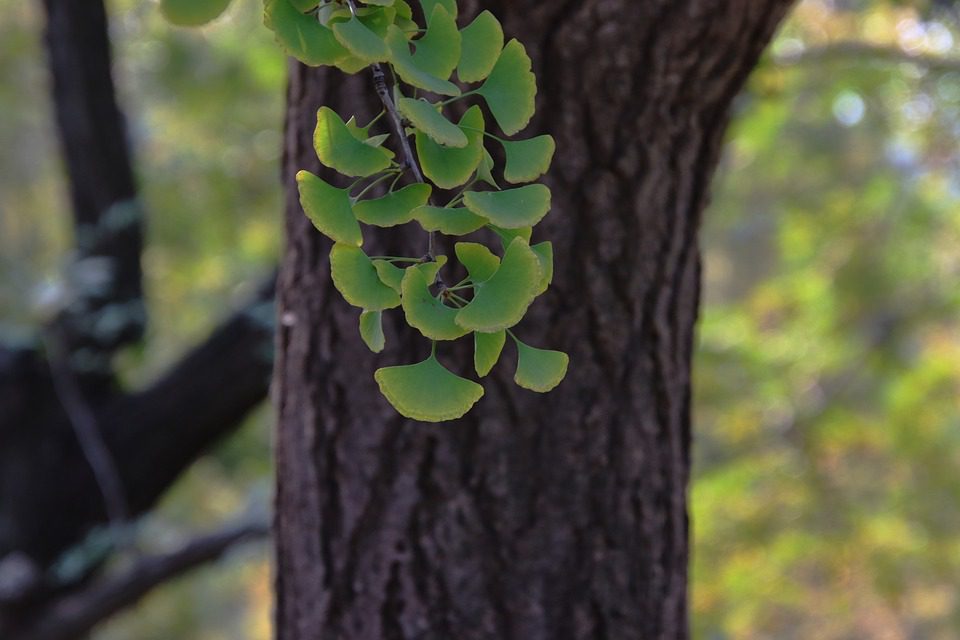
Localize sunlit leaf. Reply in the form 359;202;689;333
359;310;386;353
398;98;468;148
314;107;393;177
514;338;569;392
413;205;487;235
476;40;537;135
353;183;431;227
455;237;542;332
330;244;401;310
502;135;555;184
530;241;553;296
416;106;484;189
457;11;503;82
375;354;483;422
385;26;461;97
161;0;232;26
474;330;505;377
332;16;390;63
463;184;551;229
455;242;499;283
411;5;461;80
264;0;350;66
401;267;470;340
296;171;363;246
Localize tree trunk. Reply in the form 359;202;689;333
273;1;794;638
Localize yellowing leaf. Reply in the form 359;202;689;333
413;205;487;236
375;355;483;422
296;171;363;246
314;107;393;177
455;242;499;283
353;183;431;227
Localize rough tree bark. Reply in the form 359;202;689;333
273;1;794;638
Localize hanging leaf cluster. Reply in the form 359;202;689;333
162;0;568;422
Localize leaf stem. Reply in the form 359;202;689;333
352;170;400;201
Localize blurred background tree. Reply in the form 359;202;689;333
0;0;958;638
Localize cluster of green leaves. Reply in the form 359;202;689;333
269;0;567;421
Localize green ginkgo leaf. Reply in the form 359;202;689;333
416;255;448;284
289;0;318;10
401;267;470;341
418;0;457;22
332;16;390;63
475;147;499;189
264;0;350;66
161;0;232;26
375;354;483;422
398;98;467;148
330;244;401;310
411;5;461;80
384;26;461;97
359;310;386;353
416;106;484;189
364;0;395;5
314;107;393;177
455;237;542;332
457;11;503;82
463;184;551;229
476;40;537;135
490;225;532;249
372;259;405;293
530;241;553;296
413;205;487;236
455;242;499;283
502;135;555;184
474;330;505;377
514;338;569;392
296;171;363;246
353;183;431;227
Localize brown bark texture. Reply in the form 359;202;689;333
273;1;795;639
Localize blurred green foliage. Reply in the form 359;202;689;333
1;0;959;638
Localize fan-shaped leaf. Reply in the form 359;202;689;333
502;135;555;184
353;183;431;227
296;171;363;246
264;0;350;66
514;339;569;392
385;26;461;97
455;242;499;283
413;205;487;236
530;241;553;296
398;98;467;148
416;106;484;189
330;244;401;310
314;107;393;177
418;0;457;22
373;259;405;293
416;255;448;284
463;184;551;229
455;237;542;332
491;225;532;249
375;355;483;422
161;0;232;25
475;147;499;189
457;11;503;82
359;311;386;353
401;268;470;341
332;16;390;63
474;330;505;377
411;5;461;80
476;40;536;135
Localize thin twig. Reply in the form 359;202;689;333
344;0;435;258
8;522;268;640
44;328;128;527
